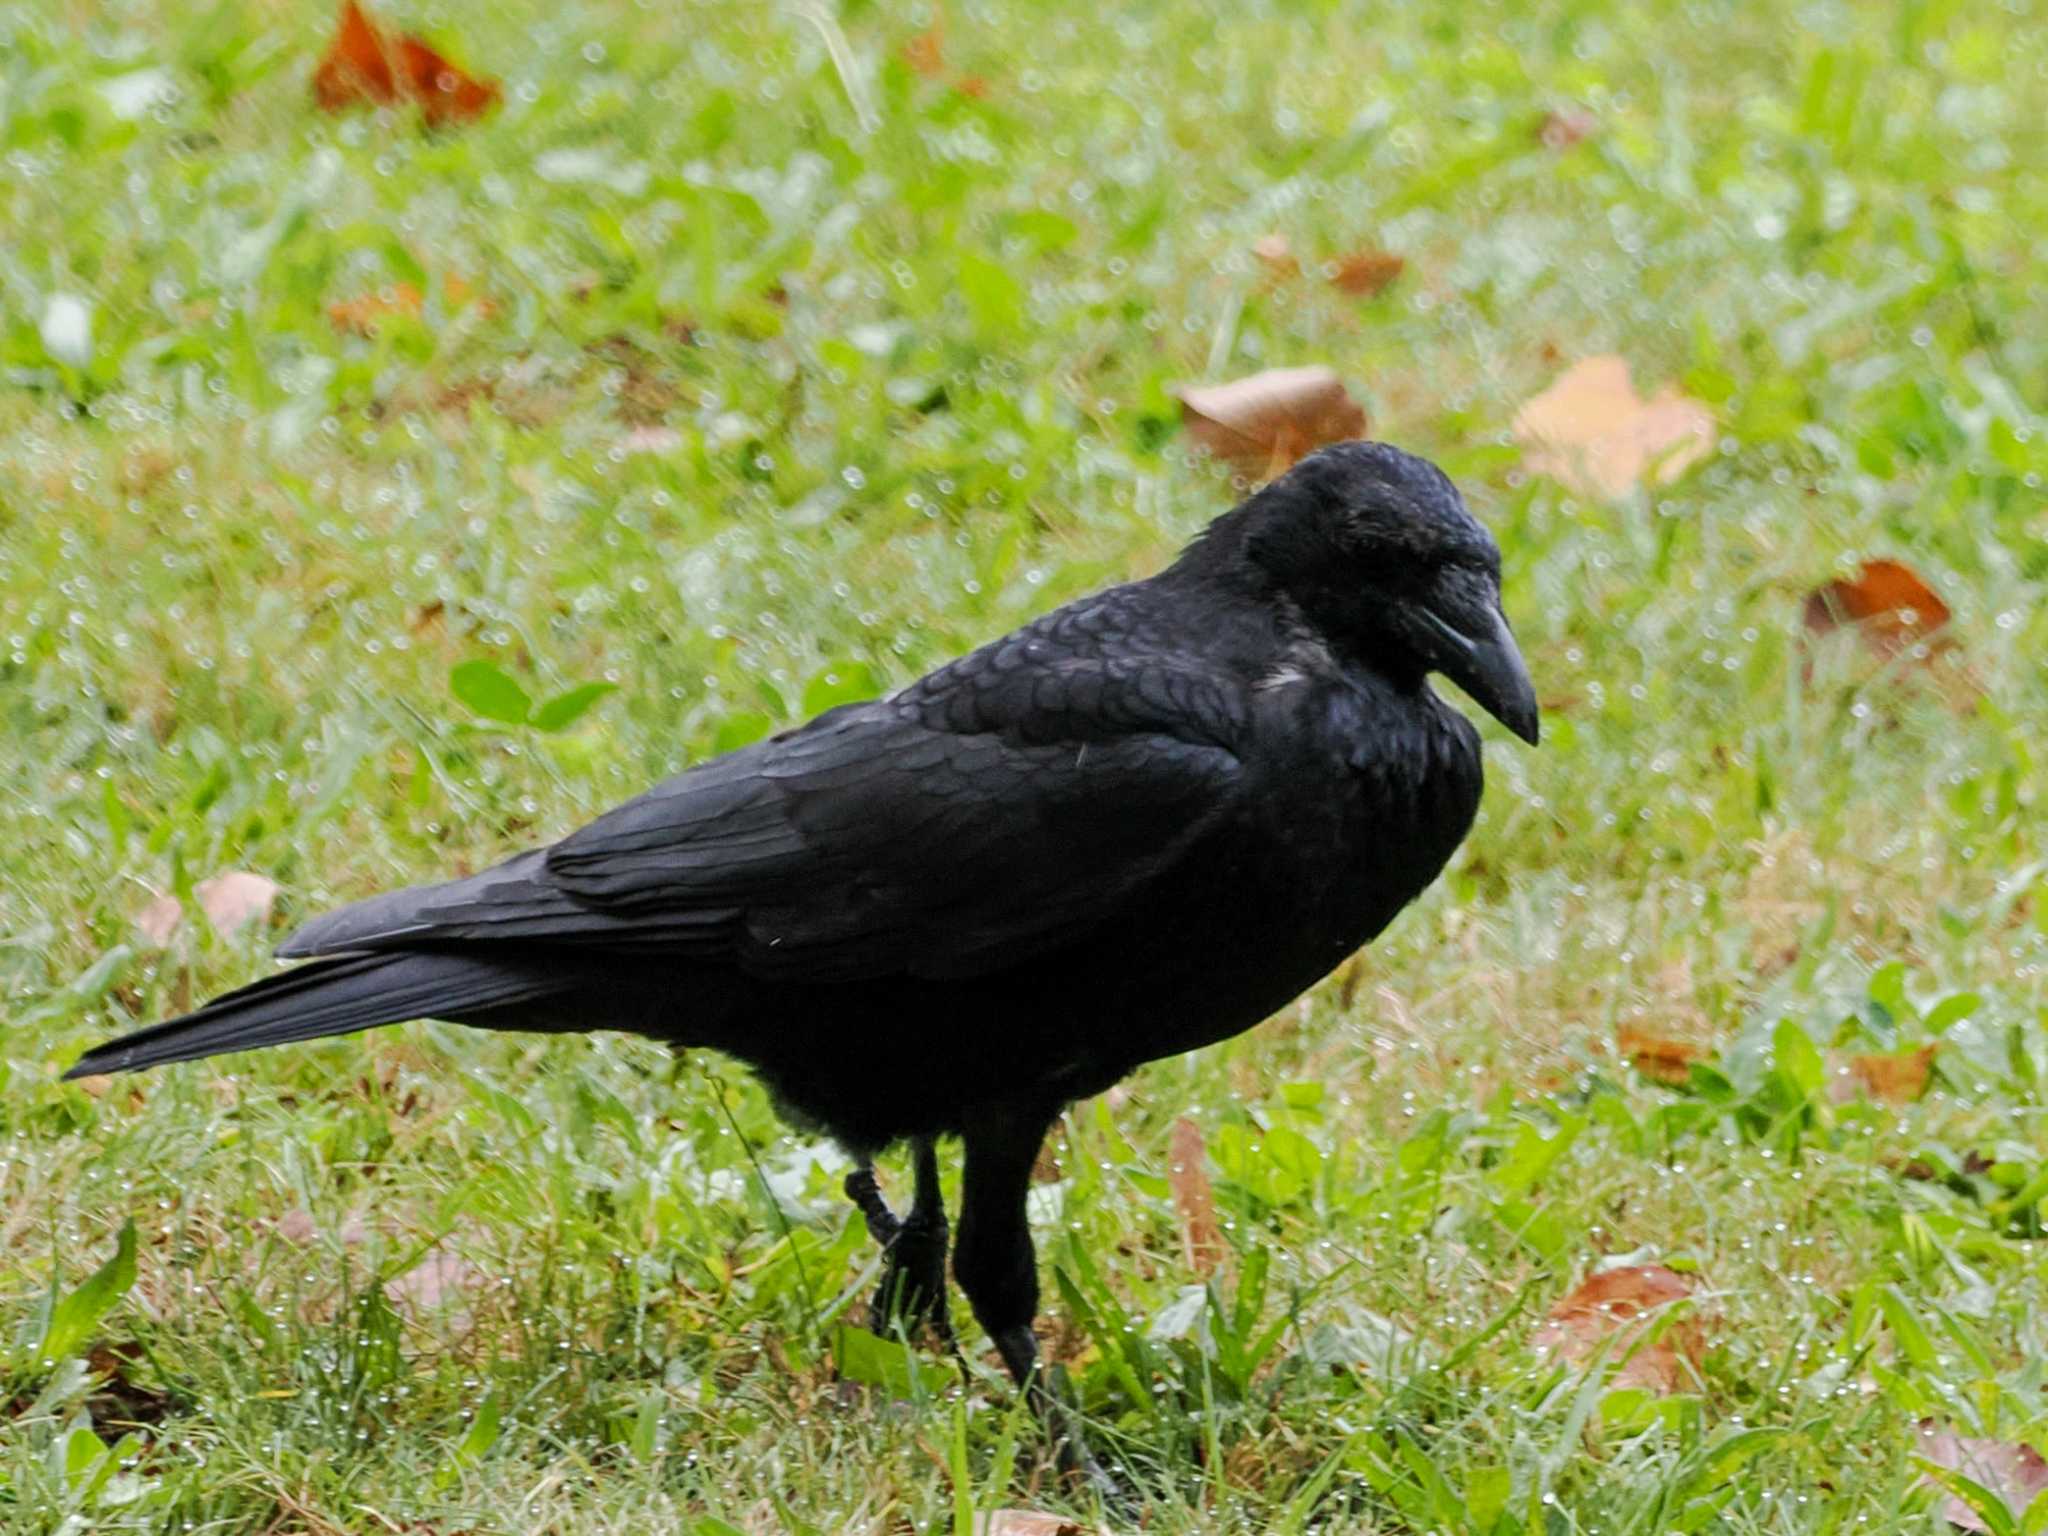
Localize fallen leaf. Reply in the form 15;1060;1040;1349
618;424;684;456
1539;107;1596;148
394;32;500;126
136;892;184;947
902;22;946;77
312;0;498;125
136;872;279;946
1252;233;1298;276
1802;559;1952;661
1532;1263;1701;1393
1177;366;1368;481
329;274;486;336
196;872;280;935
385;1250;483;1315
1513;355;1713;499
1329;249;1405;298
275;1209;319;1244
311;0;396;110
1168;1117;1224;1278
1618;1024;1704;1086
1914;1426;2048;1532
1833;1045;1936;1105
976;1513;1093;1536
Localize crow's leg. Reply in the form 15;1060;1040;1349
844;1138;952;1342
955;1111;1114;1494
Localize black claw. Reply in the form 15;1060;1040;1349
844;1165;902;1245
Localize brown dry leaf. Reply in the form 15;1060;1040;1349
1168;1117;1224;1278
1252;233;1298;276
618;424;685;456
1802;560;1952;662
1914;1426;2048;1532
1532;1264;1701;1393
136;891;184;947
1513;355;1714;499
1832;1045;1936;1105
1329;249;1405;298
1617;1024;1704;1086
312;0;499;125
1539;107;1596;148
1177;366;1368;481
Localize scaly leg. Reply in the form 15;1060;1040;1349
954;1110;1117;1496
843;1137;952;1343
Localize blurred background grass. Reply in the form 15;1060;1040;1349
3;0;2046;1529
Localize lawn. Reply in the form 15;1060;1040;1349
3;0;2047;1529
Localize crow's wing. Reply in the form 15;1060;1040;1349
280;657;1247;982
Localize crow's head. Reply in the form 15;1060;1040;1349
1233;440;1539;744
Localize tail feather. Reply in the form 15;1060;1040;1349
64;950;557;1078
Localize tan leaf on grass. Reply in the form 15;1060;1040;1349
1914;1425;2048;1533
385;1250;484;1315
976;1512;1099;1536
1832;1045;1937;1105
1178;366;1368;481
1329;249;1405;298
1532;1263;1701;1393
137;871;279;946
1802;559;1952;661
1617;1024;1704;1086
1252;233;1298;276
1513;356;1714;500
1539;107;1596;148
902;22;946;77
1168;1117;1224;1278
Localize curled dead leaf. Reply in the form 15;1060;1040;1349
385;1250;484;1316
1513;355;1713;500
1802;559;1952;661
1329;249;1405;298
1177;366;1367;481
1168;1117;1224;1278
1914;1425;2048;1533
136;871;279;946
1617;1024;1704;1086
1832;1045;1936;1105
1532;1263;1701;1393
312;0;498;125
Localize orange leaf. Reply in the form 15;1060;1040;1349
1914;1426;2048;1533
312;0;497;124
1532;1264;1701;1393
1833;1045;1936;1104
1802;559;1952;660
1329;249;1405;298
902;23;946;78
1168;1117;1224;1278
1513;355;1713;499
328;281;423;335
1177;366;1368;481
312;0;399;110
395;32;500;125
1617;1024;1703;1086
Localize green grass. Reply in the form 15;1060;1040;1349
3;0;2047;1528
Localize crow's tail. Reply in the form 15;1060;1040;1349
63;950;558;1078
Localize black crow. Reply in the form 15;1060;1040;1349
68;439;1536;1450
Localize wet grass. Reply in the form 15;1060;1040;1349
3;0;2047;1529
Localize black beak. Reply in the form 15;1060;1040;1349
1417;602;1541;745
